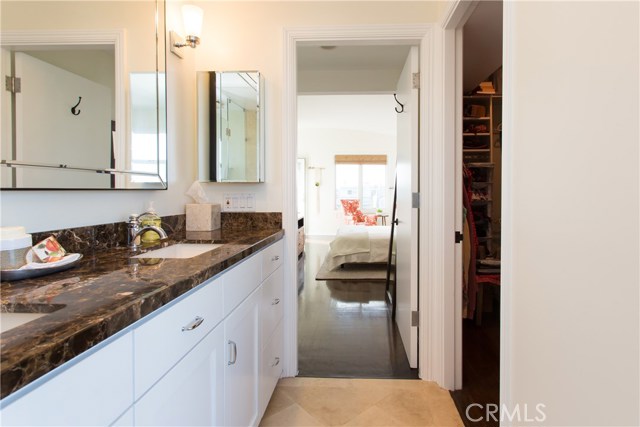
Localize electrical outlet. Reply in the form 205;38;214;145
223;194;233;211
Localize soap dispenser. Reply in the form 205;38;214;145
140;202;161;243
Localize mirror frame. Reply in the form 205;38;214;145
0;0;167;190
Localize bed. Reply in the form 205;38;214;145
325;225;391;271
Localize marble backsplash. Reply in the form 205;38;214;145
30;212;282;255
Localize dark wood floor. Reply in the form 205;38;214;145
297;238;418;379
450;291;500;427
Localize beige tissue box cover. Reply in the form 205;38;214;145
186;204;221;231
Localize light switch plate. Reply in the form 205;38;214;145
223;193;256;212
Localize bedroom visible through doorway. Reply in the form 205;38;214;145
295;43;419;379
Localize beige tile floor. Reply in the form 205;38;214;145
260;377;464;427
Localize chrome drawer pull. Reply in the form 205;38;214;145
181;316;204;332
228;340;237;365
272;357;280;367
272;255;280;261
272;298;281;305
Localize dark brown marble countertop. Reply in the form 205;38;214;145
0;227;284;399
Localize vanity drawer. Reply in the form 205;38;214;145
223;252;261;317
260;265;284;347
261;239;283;282
259;319;284;418
133;276;223;399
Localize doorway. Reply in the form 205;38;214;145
295;45;417;379
282;25;433;380
448;2;503;426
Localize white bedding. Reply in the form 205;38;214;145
326;225;391;271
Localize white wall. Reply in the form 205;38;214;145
504;2;639;425
0;1;441;233
298;94;397;236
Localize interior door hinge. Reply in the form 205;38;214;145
411;310;419;327
455;231;464;243
412;73;420;89
5;76;21;93
412;192;420;209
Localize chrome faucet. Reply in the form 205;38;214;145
127;213;168;250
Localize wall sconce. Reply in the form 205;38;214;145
170;4;203;58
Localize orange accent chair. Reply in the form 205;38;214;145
340;199;377;226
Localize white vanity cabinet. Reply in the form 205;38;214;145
134;238;283;427
0;332;134;427
0;238;284;427
133;275;225;426
222;239;283;427
134;323;226;426
133;275;224;400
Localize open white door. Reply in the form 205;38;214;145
395;45;419;368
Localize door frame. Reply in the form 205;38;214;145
281;24;437;381
440;0;481;391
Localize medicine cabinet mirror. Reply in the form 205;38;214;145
0;0;167;190
196;71;264;183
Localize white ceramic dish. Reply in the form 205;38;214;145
1;251;83;281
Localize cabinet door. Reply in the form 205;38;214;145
0;332;133;427
224;288;260;427
134;323;225;426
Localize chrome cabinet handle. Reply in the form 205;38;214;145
272;298;280;305
271;357;280;367
272;255;280;261
228;340;237;365
181;316;204;332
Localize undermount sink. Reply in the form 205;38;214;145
0;312;49;334
1;304;65;334
132;243;223;259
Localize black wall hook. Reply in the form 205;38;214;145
393;93;404;113
71;97;82;116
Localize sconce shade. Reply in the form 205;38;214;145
182;5;203;38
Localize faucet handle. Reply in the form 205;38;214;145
128;214;140;223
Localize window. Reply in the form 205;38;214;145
335;155;387;212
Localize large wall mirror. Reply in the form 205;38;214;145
197;71;264;183
0;0;167;190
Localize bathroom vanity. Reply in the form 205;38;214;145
0;223;284;426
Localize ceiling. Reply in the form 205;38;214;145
297;44;411;94
298;45;411;72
